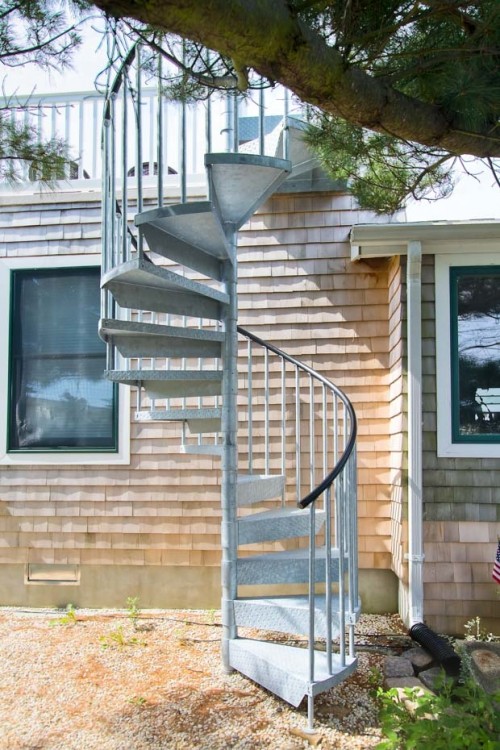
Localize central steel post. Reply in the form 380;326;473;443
221;231;239;672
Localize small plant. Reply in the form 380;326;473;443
129;695;147;707
463;616;497;643
50;603;78;627
126;596;141;631
375;675;500;749
99;626;146;649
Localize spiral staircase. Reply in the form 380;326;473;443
99;51;359;730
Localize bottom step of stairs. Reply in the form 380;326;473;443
229;638;357;707
234;594;361;638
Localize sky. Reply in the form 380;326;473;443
6;21;500;224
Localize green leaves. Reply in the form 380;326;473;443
375;678;500;750
0;112;69;184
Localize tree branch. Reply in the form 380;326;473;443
91;0;500;157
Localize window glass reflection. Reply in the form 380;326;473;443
453;270;500;439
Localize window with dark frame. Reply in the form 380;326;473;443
8;267;117;451
450;266;500;443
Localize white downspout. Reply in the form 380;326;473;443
406;241;425;625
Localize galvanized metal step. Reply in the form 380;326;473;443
99;319;224;358
179;443;223;456
233;594;361;638
229;638;357;707
237;547;342;586
101;258;228;319
136;202;230;279
205;153;291;229
187;417;222;434
237;474;285;506
135;407;221;428
107;369;223;399
238;506;325;545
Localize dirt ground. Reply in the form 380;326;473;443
0;608;407;750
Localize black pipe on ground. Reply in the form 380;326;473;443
409;622;461;677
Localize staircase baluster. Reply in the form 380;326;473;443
224;92;234;153
264;347;269;476
338;464;346;668
233;92;239;153
110;93;117;269
333;394;339;547
323;385;333;673
181;100;187;203
135;47;144;259
348;436;357;659
121;88;129;263
325;485;333;674
281;356;286;506
148;87;155;184
205;54;212;153
307;499;316;733
157;54;164;208
258;84;265;156
247;338;253;474
309;374;315;491
295;365;301;503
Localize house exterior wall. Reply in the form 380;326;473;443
0;187;398;611
422;255;499;635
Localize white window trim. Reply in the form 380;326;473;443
0;255;130;465
435;252;500;458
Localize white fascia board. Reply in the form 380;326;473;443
351;220;500;260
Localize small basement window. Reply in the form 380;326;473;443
26;564;80;584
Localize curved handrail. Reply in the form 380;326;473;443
103;43;138;123
237;325;357;509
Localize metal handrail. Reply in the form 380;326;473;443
237;325;357;509
237;324;358;731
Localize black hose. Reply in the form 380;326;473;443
409;622;461;677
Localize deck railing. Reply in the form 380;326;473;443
0;47;300;194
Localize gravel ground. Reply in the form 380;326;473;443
0;608;407;750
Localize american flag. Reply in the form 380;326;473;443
493;541;500;585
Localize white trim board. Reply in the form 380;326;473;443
435;253;500;459
351;221;500;260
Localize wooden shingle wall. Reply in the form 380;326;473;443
0;189;395;609
239;194;393;589
421;256;499;635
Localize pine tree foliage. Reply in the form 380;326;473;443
0;1;87;183
0;113;68;182
91;0;500;213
